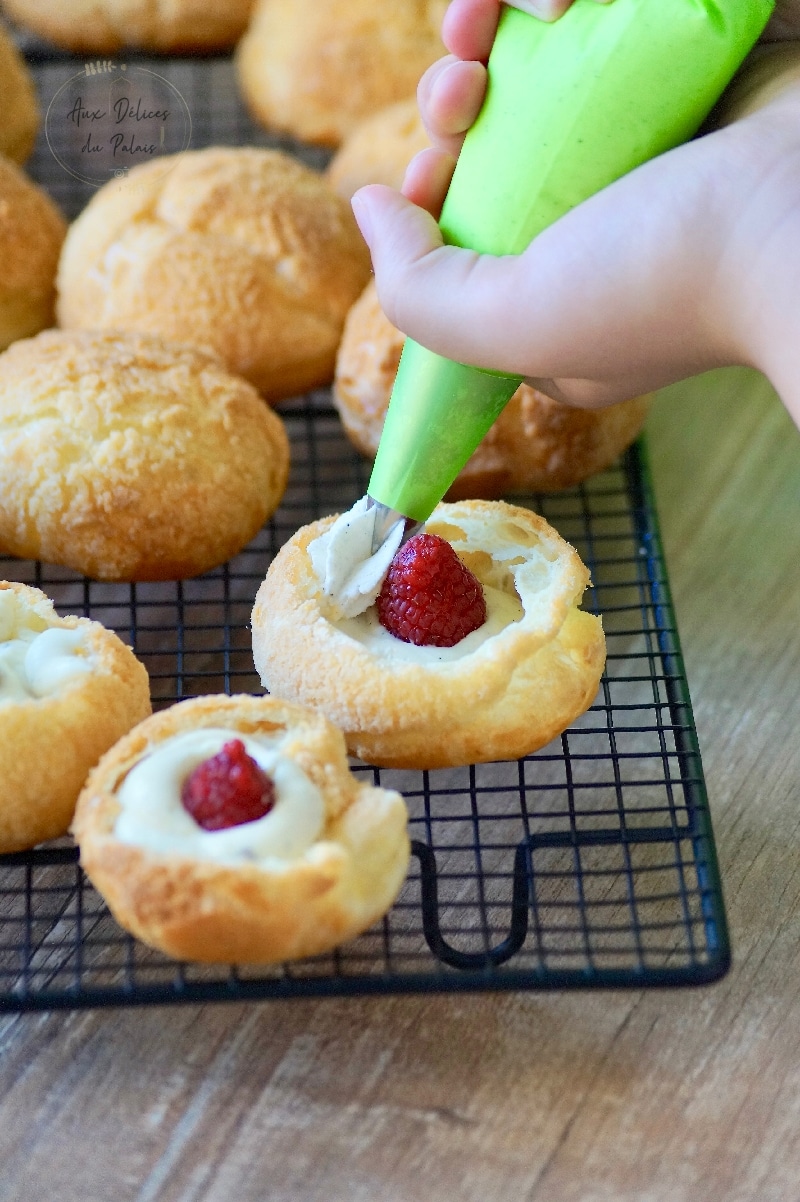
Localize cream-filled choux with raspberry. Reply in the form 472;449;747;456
72;694;410;964
0;582;151;854
56;147;371;400
252;499;606;769
334;282;650;496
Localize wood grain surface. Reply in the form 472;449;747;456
0;367;798;1202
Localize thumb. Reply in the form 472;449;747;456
351;183;527;373
352;135;740;405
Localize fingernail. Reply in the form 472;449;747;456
504;0;561;20
351;191;373;243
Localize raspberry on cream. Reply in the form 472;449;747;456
114;727;325;864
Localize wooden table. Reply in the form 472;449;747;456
0;368;797;1202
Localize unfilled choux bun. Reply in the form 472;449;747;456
236;0;447;147
0;24;39;163
252;500;606;769
327;99;430;199
0;581;151;853
0;157;66;352
335;282;651;496
56;147;371;400
72;694;411;964
1;0;256;52
0;330;290;581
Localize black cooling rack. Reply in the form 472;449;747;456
0;53;730;1010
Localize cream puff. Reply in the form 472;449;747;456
236;0;447;147
0;157;66;352
0;581;151;854
72;694;410;964
0;330;290;581
0;24;39;163
252;499;606;769
1;0;255;52
56;147;371;401
334;282;651;496
326;98;430;199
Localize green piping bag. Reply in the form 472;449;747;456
366;0;774;533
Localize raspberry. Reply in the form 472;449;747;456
377;532;487;647
181;739;275;831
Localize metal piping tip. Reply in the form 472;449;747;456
366;496;422;553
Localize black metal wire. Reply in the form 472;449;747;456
0;55;730;1010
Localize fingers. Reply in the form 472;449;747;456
401;148;456;217
417;56;487;158
441;0;500;61
351;136;736;408
505;0;614;17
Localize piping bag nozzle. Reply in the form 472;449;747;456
366;0;774;531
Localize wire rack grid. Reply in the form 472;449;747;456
0;54;730;1010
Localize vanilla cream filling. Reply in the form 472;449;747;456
114;728;326;865
0;611;94;705
336;584;523;664
308;497;405;619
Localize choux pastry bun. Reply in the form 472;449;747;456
327;98;430;199
56;148;371;401
0;330;290;581
72;694;410;964
0;157;66;352
252;499;606;769
334;282;651;496
1;0;255;53
0;23;39;163
0;581;151;853
236;0;447;147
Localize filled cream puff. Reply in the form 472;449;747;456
72;694;410;963
252;499;606;769
0;582;151;853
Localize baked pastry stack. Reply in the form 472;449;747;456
73;695;410;963
335;282;650;496
237;0;447;147
0;330;290;580
0;582;151;853
56;147;371;401
1;0;256;52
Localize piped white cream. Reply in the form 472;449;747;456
336;584;523;663
308;497;404;619
0;591;94;705
114;728;326;865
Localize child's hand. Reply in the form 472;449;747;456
351;0;800;428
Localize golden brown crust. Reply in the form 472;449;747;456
252;500;606;768
236;0;447;147
0;157;66;351
335;282;650;495
2;0;255;52
0;581;151;853
0;25;39;163
56;148;371;400
327;99;431;199
72;694;410;964
0;329;290;580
